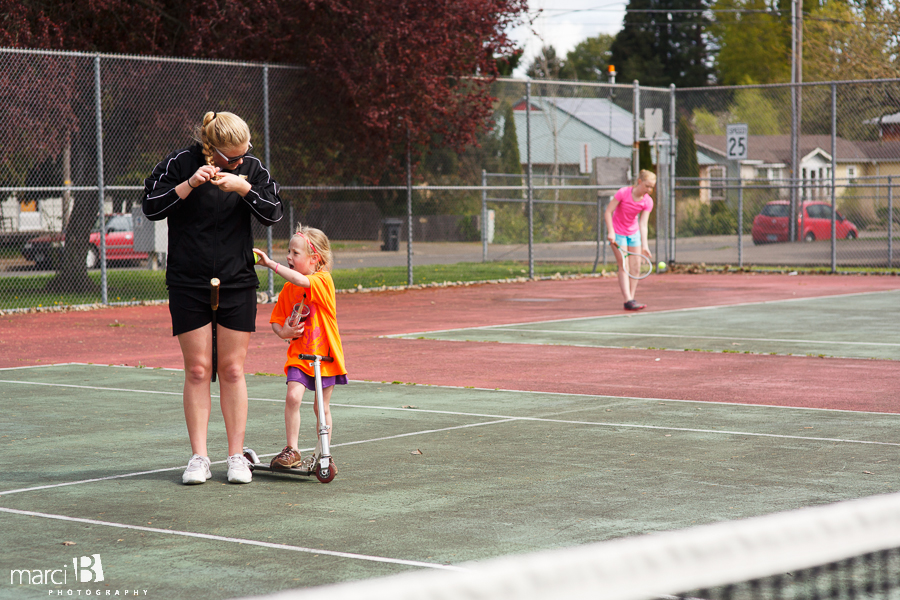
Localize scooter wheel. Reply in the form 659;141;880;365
316;460;336;483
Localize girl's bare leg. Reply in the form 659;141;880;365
284;382;305;449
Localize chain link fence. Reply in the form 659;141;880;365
2;46;898;312
675;79;900;271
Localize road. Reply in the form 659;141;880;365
2;234;896;276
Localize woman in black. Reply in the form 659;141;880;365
143;111;283;485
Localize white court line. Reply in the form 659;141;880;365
4;375;900;423
0;362;182;372
0;363;77;371
471;328;900;348
0;379;186;396
5;375;897;447
345;380;900;416
0;419;516;496
3;375;900;497
385;289;900;338
0;507;466;572
329;404;900;447
7;368;900;418
4;373;900;417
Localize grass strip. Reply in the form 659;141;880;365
2;260;897;312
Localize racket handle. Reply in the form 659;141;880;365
210;278;220;311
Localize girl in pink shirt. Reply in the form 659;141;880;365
604;170;656;310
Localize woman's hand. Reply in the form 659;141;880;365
211;173;252;196
188;165;220;189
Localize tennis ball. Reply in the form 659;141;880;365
658;261;667;271
254;253;260;264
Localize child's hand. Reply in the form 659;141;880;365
252;248;273;269
281;321;304;340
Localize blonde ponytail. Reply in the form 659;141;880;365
194;111;251;166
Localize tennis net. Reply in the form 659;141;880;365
247;491;900;600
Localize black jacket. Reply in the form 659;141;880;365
142;144;283;290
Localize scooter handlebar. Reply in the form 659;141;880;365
298;353;334;362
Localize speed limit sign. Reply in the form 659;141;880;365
727;123;748;160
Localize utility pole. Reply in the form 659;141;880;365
790;0;803;241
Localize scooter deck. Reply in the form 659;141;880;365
247;462;316;477
243;448;334;481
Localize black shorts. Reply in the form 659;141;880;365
168;286;257;336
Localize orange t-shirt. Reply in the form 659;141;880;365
269;271;346;378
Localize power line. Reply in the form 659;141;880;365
526;5;895;29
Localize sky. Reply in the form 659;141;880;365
506;1;628;78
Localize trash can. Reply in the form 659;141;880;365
381;218;403;251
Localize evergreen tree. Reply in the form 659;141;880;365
498;101;522;175
675;114;699;180
560;34;615;81
609;0;711;87
639;141;655;173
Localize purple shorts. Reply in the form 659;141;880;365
286;366;348;392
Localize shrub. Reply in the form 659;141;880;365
677;198;737;237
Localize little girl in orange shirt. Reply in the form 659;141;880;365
253;224;347;472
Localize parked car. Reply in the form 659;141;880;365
751;201;859;245
22;214;149;269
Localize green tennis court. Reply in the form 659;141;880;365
2;358;899;599
390;290;900;360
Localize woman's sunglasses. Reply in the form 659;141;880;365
215;142;253;165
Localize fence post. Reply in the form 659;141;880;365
264;63;274;298
738;178;744;268
889;176;893;270
655;148;661;262
526;80;534;279
94;55;108;305
632;81;640;182
593;193;602;273
830;82;837;274
482;169;487;262
669;83;677;265
406;127;413;286
790;0;801;243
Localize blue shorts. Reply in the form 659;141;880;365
615;232;641;248
286;366;348;392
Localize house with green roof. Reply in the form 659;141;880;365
511;96;653;182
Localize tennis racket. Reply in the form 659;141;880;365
610;241;653;280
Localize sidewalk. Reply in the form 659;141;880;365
333;241;603;269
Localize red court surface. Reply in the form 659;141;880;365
2;272;898;412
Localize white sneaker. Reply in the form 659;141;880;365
226;454;252;484
182;454;211;485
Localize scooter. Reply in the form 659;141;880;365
243;354;336;483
